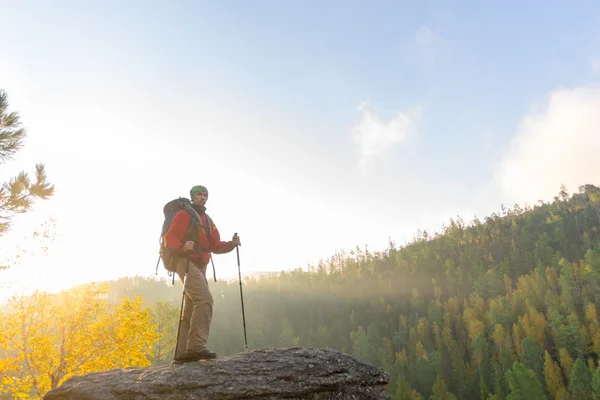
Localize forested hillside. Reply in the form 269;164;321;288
3;184;600;399
99;183;600;399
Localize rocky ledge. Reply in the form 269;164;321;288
43;347;390;399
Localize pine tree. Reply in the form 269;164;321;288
0;89;54;237
569;358;593;399
505;362;546;400
430;374;458;400
591;367;600;399
394;374;415;400
519;337;543;384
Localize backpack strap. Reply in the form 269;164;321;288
186;209;217;281
206;214;213;237
188;208;212;238
181;205;201;242
182;208;215;254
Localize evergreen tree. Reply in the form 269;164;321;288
505;362;546;400
569;358;593;399
0;89;54;238
591;367;600;399
519;337;543;385
430;374;458;400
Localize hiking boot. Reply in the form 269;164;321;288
173;349;217;364
172;353;201;364
194;349;217;360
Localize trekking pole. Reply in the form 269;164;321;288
173;259;189;361
235;233;248;352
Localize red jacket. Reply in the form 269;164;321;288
164;209;235;265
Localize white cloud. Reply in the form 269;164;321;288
494;85;600;205
353;102;421;173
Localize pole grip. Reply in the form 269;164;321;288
234;232;241;265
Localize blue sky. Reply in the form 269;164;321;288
1;1;600;298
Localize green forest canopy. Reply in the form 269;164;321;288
7;183;600;399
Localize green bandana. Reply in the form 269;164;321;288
190;185;208;200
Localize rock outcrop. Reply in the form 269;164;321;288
43;347;390;399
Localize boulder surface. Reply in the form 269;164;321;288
43;347;390;399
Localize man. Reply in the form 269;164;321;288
164;184;241;362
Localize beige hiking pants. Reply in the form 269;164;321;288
172;257;214;358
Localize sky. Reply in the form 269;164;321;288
1;0;600;300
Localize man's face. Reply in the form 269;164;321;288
193;192;208;206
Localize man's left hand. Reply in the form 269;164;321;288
232;234;241;246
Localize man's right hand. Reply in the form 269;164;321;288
183;241;195;252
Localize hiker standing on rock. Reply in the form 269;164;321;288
164;185;241;363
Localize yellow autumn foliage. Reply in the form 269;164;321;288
0;283;158;399
491;323;508;349
543;350;565;399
